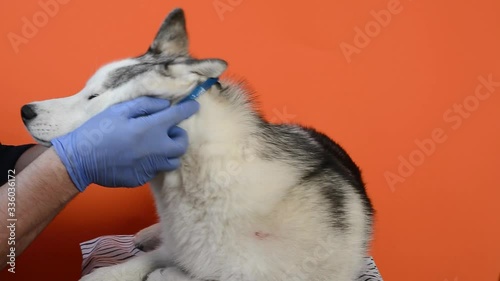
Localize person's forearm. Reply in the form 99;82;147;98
0;148;78;269
14;144;48;173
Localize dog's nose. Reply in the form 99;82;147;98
21;104;37;121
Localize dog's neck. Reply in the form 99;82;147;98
180;81;262;149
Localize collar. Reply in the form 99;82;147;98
177;77;219;104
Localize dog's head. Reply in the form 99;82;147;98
21;8;227;146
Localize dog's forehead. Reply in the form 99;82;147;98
88;59;140;86
87;54;191;90
136;53;190;64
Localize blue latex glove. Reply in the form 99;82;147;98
51;97;199;192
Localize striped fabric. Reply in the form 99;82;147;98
80;235;383;280
80;235;144;276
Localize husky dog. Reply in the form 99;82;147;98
22;8;373;281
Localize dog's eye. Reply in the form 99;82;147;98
88;94;98;100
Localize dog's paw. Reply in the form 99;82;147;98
134;223;162;252
144;267;191;281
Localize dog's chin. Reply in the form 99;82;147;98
33;137;52;147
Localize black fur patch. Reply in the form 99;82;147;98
303;127;374;221
104;64;153;89
103;55;187;89
258;123;373;230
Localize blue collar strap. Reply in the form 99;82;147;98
178;77;219;104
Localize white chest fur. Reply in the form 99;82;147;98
149;144;297;278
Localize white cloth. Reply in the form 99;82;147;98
80;235;383;280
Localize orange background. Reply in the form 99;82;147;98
1;0;499;280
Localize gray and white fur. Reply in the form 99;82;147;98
22;8;374;281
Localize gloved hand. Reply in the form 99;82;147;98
51;97;199;192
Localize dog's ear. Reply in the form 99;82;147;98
187;59;228;78
149;8;188;55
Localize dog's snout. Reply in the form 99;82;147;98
21;104;37;121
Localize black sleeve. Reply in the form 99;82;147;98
0;143;35;186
